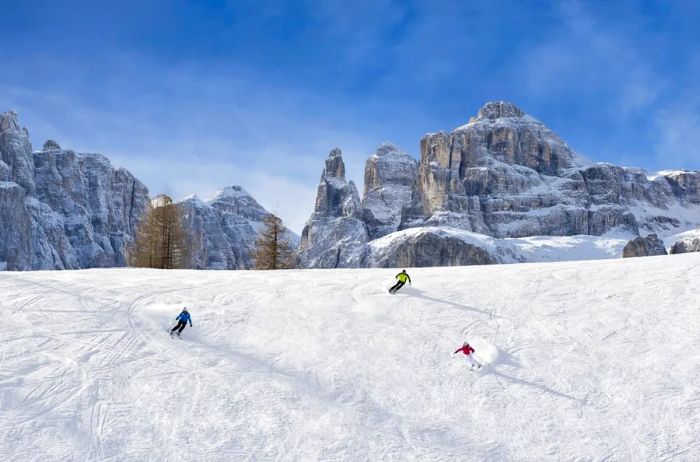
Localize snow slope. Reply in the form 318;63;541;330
1;256;699;461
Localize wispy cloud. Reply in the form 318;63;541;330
524;0;664;117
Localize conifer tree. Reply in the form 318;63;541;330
253;214;295;270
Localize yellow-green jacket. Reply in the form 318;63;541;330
395;272;411;283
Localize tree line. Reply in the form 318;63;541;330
128;194;295;270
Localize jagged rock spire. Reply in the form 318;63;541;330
297;147;369;268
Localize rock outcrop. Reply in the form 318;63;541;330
669;230;700;254
0;111;149;270
622;234;668;258
42;139;61;151
297;148;370;268
179;186;297;269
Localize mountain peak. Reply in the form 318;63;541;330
42;140;61;151
477;101;525;120
374;142;405;157
207;185;253;203
324;147;345;178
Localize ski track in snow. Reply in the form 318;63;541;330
1;257;699;461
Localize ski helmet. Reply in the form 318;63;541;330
183;307;188;311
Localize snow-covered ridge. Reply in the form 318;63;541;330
368;226;631;265
2;257;698;459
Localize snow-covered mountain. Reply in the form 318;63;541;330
179;186;298;269
0;111;149;270
298;102;700;267
2;256;698;459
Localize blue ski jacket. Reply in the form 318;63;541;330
176;311;192;325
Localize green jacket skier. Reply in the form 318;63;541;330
389;270;411;294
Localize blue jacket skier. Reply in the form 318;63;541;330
170;308;192;336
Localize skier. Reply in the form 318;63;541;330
389;269;411;294
170;307;192;337
453;341;481;369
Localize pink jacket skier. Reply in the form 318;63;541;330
453;342;481;369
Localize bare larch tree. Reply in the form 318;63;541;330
129;194;190;269
253;213;295;270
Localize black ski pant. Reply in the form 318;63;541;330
171;320;187;334
390;281;405;293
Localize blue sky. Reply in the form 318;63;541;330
1;0;699;233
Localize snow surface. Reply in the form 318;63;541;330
1;257;699;460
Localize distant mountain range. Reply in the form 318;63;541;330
2;101;700;270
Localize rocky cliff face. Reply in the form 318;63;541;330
297;148;370;268
0;111;149;270
298;101;700;268
179;186;297;270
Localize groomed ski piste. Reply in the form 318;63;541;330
1;255;699;461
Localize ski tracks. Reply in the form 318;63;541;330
89;400;110;461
